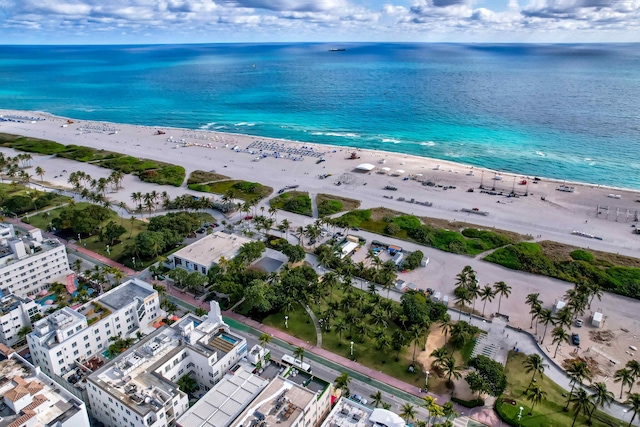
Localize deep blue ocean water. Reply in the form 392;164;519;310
1;43;639;188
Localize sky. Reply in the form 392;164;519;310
1;0;639;44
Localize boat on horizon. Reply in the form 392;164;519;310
329;48;346;52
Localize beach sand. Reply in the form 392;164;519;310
2;109;639;257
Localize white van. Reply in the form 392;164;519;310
442;295;449;307
433;292;441;302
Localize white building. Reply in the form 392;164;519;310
27;278;161;377
177;367;269;427
167;231;252;275
0;293;42;347
0;350;90;427
229;367;332;427
178;364;332;427
0;223;70;298
321;398;406;427
86;302;248;427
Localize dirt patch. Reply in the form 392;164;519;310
562;356;604;377
316;193;361;213
590;329;616;343
540;240;640;267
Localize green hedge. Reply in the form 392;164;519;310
451;396;484;408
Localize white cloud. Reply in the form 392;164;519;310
0;0;639;42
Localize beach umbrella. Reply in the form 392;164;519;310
381;167;391;172
395;169;405;174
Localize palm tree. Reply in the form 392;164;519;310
589;382;614;423
35;166;45;182
530;303;543;335
439;315;453;346
293;346;305;365
334;372;351;397
72;258;83;274
614;368;635;398
624;393;640;427
626;360;640;382
442;401;457;421
17;326;32;341
538;308;554;344
479;285;495;317
334;318;347;344
391;330;408;361
442;356;462;386
399;403;416;423
569;388;594;427
370;391;383;408
524;354;548;390
453;285;471;320
564;361;592;411
259;333;272;353
409;324;423;364
525;292;541;328
526;385;547;415
430;347;449;369
493;281;511;314
551;326;569;358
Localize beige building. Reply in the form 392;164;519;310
167;231;252;275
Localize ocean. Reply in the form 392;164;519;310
1;43;639;189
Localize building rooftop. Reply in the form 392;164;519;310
88;303;245;417
0;294;33;315
98;278;155;311
321;398;406;427
177;368;269;427
230;375;317;427
171;231;252;267
0;354;85;427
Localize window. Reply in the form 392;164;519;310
72;342;77;348
73;350;79;355
56;351;62;357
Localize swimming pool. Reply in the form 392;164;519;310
220;334;238;345
36;294;57;306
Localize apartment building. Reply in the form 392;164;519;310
167;231;252;275
0;350;90;427
0;293;42;347
27;278;161;377
320;398;406;427
0;223;70;298
86;301;248;427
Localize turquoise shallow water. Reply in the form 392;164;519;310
1;43;639;188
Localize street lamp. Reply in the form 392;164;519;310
132;257;135;268
425;370;430;388
350;341;354;357
518;406;523;422
77;233;81;242
284;315;289;329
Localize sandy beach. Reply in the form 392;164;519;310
2;109;640;257
4;109;640;397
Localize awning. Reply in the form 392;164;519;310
355;163;376;171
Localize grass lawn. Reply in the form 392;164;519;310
316;193;361;217
497;351;622;427
270;191;312;217
261;304;317;345
336;207;523;256
187;180;273;202
23;202;93;230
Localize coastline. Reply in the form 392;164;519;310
14;109;639;195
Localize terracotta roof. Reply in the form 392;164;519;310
3;378;44;402
22;394;48;411
8;409;36;427
0;343;14;357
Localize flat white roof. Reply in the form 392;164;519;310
340;241;358;258
171;231;253;267
177;368;268;427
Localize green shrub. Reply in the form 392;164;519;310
270;192;312;216
392;215;421;231
318;199;343;216
451;396;484;408
570;249;595;262
0;135;67;154
384;223;401;235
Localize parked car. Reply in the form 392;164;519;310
571;333;580;346
244;216;253;220
351;395;368;405
575;319;583;327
